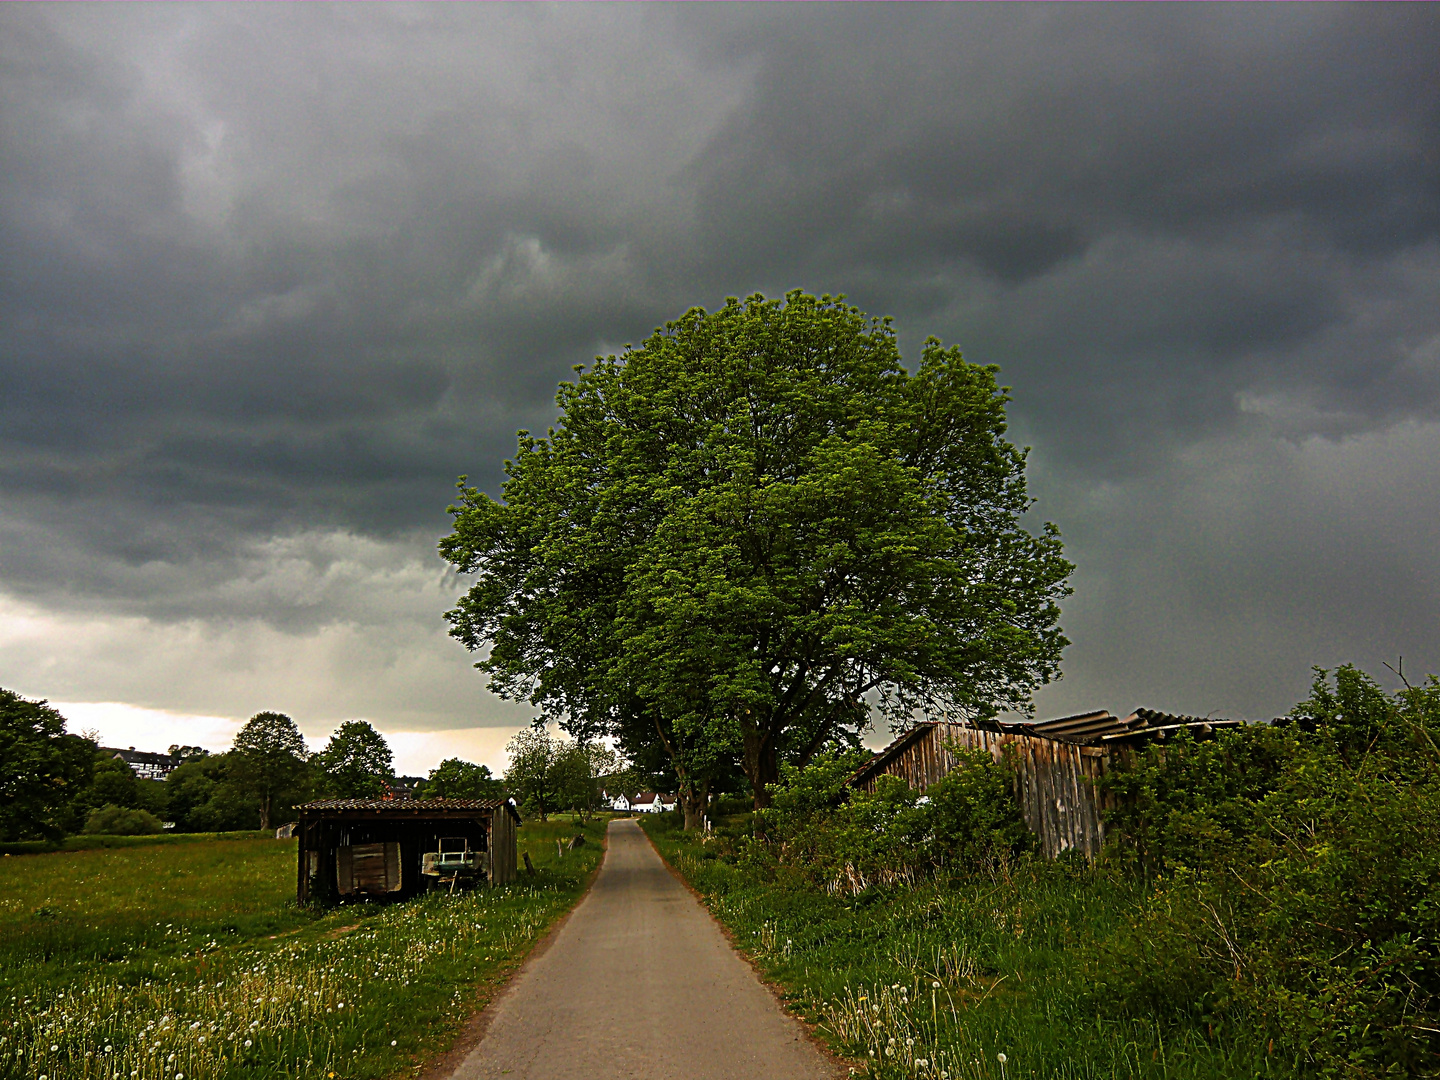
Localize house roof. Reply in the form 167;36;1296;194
298;797;521;823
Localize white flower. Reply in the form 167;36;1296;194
391;1040;397;1046
997;1052;1008;1064
244;1039;253;1048
932;981;941;989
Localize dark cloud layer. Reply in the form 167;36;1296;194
1;4;1437;728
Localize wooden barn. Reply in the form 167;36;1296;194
850;710;1249;859
295;798;520;905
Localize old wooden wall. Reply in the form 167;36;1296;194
489;807;518;884
856;723;1115;859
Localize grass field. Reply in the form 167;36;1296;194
0;816;608;1080
642;815;1281;1080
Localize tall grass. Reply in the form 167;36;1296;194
643;816;1279;1080
1;817;607;1080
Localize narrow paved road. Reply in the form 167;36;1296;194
449;818;837;1080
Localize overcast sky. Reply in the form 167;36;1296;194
2;4;1437;773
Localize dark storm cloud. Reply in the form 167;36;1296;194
1;3;1437;724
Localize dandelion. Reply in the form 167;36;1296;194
244;1040;253;1048
932;981;941;989
391;1040;397;1046
997;1053;1007;1063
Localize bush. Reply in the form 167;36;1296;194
1096;666;1440;1077
752;744;1031;892
83;803;164;836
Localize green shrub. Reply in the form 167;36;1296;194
1096;666;1440;1077
83;803;164;835
752;744;1030;892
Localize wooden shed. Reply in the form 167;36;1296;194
295;798;521;905
850;710;1250;859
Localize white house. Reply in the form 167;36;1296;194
629;792;677;814
605;791;631;812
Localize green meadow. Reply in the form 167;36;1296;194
0;817;607;1080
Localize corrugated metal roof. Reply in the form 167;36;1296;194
299;798;521;822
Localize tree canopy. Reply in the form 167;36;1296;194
441;292;1072;816
0;689;94;841
422;757;504;800
230;711;309;830
314;720;395;799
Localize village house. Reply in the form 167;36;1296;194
628;792;677;813
102;746;183;781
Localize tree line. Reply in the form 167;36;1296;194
0;689;634;842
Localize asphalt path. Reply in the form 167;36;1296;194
448;817;838;1080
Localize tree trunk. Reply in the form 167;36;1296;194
259;790;272;832
743;729;780;810
680;779;711;832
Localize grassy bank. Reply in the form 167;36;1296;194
643;814;1278;1080
1;815;609;1080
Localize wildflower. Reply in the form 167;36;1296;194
105;1045;113;1053
391;1040;397;1046
932;981;941;989
244;1040;253;1048
997;1053;1007;1064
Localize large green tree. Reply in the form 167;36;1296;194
230;711;310;830
0;689;95;841
421;757;504;800
314;720;395;799
441;292;1072;816
502;726;559;821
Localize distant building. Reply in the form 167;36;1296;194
628;792;676;814
605;791;632;812
102;747;182;782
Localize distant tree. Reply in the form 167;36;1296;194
0;689;95;842
84;804;163;836
550;741;620;822
314;720;395;799
81;752;140;813
168;744;210;761
503;727;559;821
230;711;310;830
421;757;504;800
165;754;257;832
441;292;1073;819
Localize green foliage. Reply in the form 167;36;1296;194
230;711;311;830
165;753;259;832
82;803;164;835
645;816;1270;1080
549;741;619;821
440;291;1072;813
420;757;504;800
1095;665;1440;1077
749;745;1032;892
503;726;560;820
314;719;395;799
0;689;95;842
